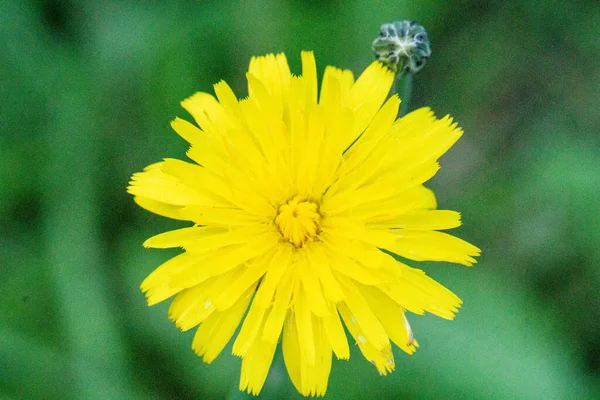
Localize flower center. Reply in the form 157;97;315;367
275;196;321;248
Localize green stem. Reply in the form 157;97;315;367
396;72;413;117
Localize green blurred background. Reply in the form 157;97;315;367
2;1;599;399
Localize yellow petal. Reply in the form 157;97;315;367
347;61;394;143
182;225;270;253
357;284;418;354
378;261;463;320
253;245;293;308
239;329;278;396
354;185;437;222
170;116;202;144
133;196;186;221
322;303;350;360
212;252;271;310
140;252;203;305
301;51;318;112
384;230;481;266
321;233;385;269
327;252;383;285
341;95;401;178
336;275;389;350
337;302;395;375
168;266;243;331
168;232;278;288
262;270;295;343
294;285;315;365
302;316;332;397
143;226;226;249
304;244;345;303
282;311;302;393
282;312;332;397
127;162;209;206
248;53;291;118
192;283;255;363
297;251;329;317
181;92;234;139
213;80;241;118
368;210;461;230
232;297;268;357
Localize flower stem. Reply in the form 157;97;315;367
396;72;413;118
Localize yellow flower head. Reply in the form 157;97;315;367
128;51;480;396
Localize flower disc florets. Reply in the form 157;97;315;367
275;196;321;247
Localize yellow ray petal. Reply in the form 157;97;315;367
335;275;389;350
232;297;268;357
282;312;334;397
192;283;255;363
378;262;463;320
297;251;329;317
357;284;418;354
313;108;354;197
141;252;205;305
301;316;332;397
262;270;294;343
168;232;279;288
298;105;326;197
127;162;211;206
342;94;400;172
319;66;342;111
311;317;333;397
322;303;350;360
182;224;270;253
322;160;440;215
133;196;186;221
168;266;242;331
301;51;317;112
304;243;345;303
346;61;394;143
358;112;463;183
248;53;291;118
368;210;461;230
353;185;437;222
283;311;303;394
327;252;383;285
320;233;385;269
179;205;268;227
253;245;293;308
247;71;281;120
384;230;481;266
294;285;315;365
181;92;235;140
143;226;226;249
169;116;203;144
337;302;395;375
213;80;241;118
239;328;278;396
238;95;280;168
212;251;272;310
161;158;272;215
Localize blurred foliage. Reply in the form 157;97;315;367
2;0;600;399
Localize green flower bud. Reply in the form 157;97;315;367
372;21;431;74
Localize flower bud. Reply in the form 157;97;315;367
372;21;431;74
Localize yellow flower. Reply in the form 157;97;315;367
128;51;480;396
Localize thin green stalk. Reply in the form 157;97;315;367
396;72;413;118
